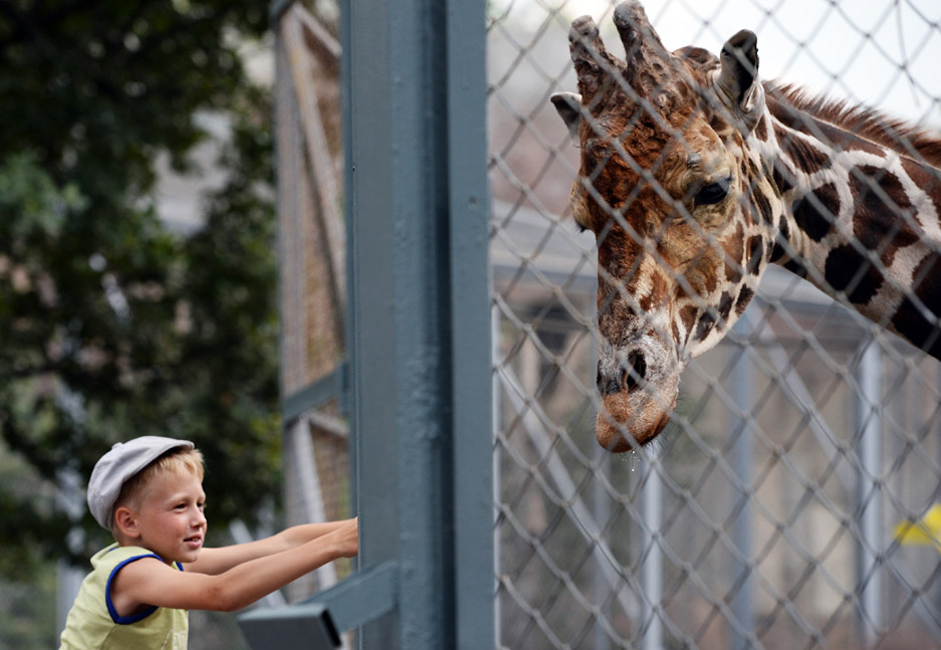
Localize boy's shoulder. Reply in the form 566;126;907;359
91;543;181;573
93;542;156;562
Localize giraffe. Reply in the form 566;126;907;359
550;1;941;453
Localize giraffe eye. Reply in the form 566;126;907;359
694;176;732;207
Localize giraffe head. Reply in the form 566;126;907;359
552;1;775;451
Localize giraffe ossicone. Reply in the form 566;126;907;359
552;0;941;453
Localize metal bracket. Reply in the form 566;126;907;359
238;561;398;649
281;362;350;424
239;601;340;650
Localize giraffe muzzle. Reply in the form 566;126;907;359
595;338;681;452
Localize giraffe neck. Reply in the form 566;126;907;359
752;90;941;358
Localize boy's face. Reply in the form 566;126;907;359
130;469;207;565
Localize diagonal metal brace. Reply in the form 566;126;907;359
238;561;398;649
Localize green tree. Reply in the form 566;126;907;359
0;0;280;573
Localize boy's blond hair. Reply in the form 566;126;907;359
110;447;204;535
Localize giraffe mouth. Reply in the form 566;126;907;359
596;382;678;451
594;337;681;452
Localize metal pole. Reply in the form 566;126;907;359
492;305;504;648
856;337;883;646
447;3;495;648
287;417;338;592
729;317;755;650
344;0;398;643
641;458;663;650
593;449;613;650
345;0;492;648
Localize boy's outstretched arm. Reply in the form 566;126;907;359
110;518;358;616
188;518;357;575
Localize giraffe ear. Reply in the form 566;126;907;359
716;30;763;131
551;92;582;139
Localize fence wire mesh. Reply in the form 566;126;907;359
274;0;351;605
487;1;941;649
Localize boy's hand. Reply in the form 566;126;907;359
326;517;359;558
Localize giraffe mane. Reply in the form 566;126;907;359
766;82;941;170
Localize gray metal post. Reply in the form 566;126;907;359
286;416;338;592
343;0;398;643
492;305;503;647
856;338;883;646
640;459;663;650
593;450;613;650
241;1;492;648
729;317;755;650
448;4;495;648
345;0;492;647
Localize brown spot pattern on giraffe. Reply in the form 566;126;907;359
682;252;722;298
823;244;884;305
639;270;669;312
792;183;840;242
735;286;755;316
694;311;715;342
772;124;832;177
717;291;735;325
771;159;795;196
746;235;764;275
901;157;941;229
723;222;746;283
848;165;919;267
892;253;941;358
679;305;698;339
769;216;790;263
750;184;775;226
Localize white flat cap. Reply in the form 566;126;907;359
87;436;195;529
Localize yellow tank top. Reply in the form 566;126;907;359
59;543;189;650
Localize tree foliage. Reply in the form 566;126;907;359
0;0;280;572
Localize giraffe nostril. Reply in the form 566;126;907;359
603;377;621;396
597;362;621;396
598;351;647;396
624;351;647;392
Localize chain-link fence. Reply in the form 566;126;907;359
275;0;941;648
488;1;941;649
272;0;351;606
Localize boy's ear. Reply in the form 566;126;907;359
114;506;141;539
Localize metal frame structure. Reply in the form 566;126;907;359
240;0;492;648
242;1;941;648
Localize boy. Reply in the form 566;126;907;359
59;435;358;650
